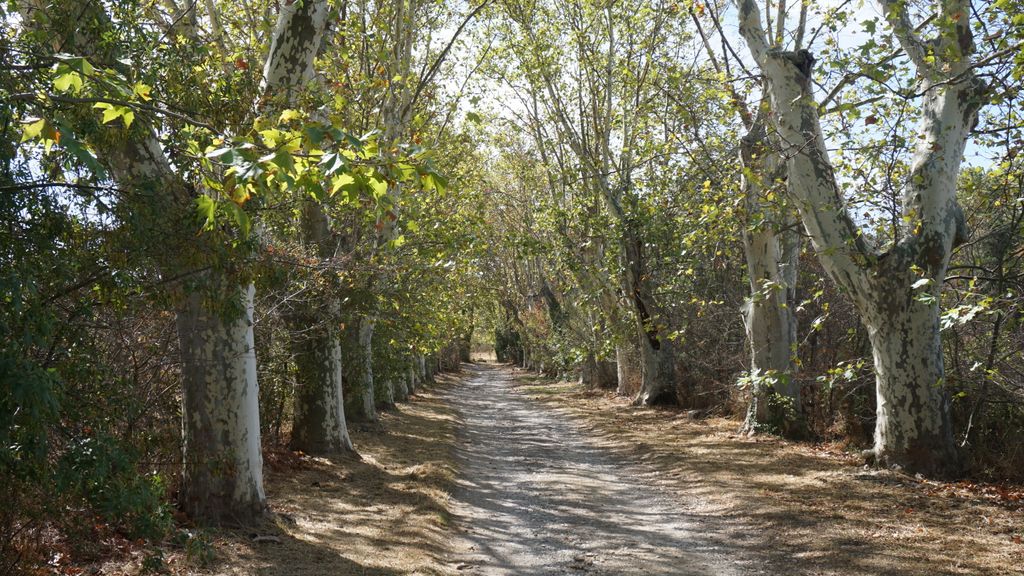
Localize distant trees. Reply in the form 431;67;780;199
474;0;1023;479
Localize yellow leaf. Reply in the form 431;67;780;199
101;106;121;124
21;118;46;142
133;82;152;101
54;71;83;93
278;109;302;123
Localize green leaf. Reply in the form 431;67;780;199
59;56;94;75
207;146;237;164
59;128;106;177
421;171;448;194
133;82;152;101
222;202;251;239
195;195;216;229
368;176;388;199
330;173;356;196
266;150;295;172
319;152;349;176
303;125;326;147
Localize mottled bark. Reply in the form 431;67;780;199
289;319;352;454
376;374;396;409
407;360;419;395
392;375;410;402
343;317;377;422
634;329;678;406
863;280;957;473
261;0;330;96
177;286;265;523
580;352;618;389
624;231;678;405
615;343;640;396
416;354;429;384
287;203;353;454
735;0;985;475
738;122;801;436
261;0;353;454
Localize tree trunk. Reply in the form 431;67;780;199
615;343;639;396
580;352;617;388
290;321;352;454
734;0;984;475
288;201;353;454
417;354;428;384
738;126;801;435
407;361;418;395
177;285;266;523
343;316;377;422
392;375;409;402
634;329;678;405
262;0;353;452
862;276;958;475
376;374;396;409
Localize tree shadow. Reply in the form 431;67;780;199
542;382;1023;576
214;377;463;575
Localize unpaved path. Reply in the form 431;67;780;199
446;364;754;576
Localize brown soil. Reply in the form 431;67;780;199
513;370;1024;576
89;365;1024;575
100;376;462;576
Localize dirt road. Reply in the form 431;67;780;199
446;364;755;575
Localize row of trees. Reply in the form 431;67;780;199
472;0;1022;479
2;0;1023;571
2;0;488;569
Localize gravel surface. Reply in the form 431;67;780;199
446;364;752;576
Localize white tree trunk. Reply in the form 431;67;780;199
376;374;396;409
738;126;801;435
287;203;353;453
415;354;427;384
862;283;957;472
344;316;377;422
740;227;800;434
261;0;354;453
580;352;617;388
407;361;418;395
735;0;984;475
634;330;678;406
615;343;639;396
393;375;410;402
177;285;266;522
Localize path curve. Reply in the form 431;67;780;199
446;364;752;575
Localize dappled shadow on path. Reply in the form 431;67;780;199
447;364;750;576
526;375;1024;576
209;381;460;576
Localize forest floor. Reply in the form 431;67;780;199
99;375;462;576
95;363;1023;575
507;367;1024;576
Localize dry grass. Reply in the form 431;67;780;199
98;376;462;576
514;372;1024;576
